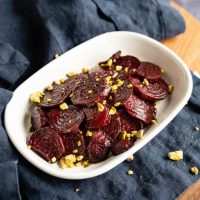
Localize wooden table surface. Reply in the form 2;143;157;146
162;2;200;73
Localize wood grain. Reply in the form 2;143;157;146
161;2;200;73
176;180;200;200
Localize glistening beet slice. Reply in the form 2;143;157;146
71;77;110;106
118;110;143;132
83;106;110;129
31;107;48;131
40;83;71;107
87;130;111;163
103;114;121;141
28;127;65;162
60;131;86;156
48;106;84;133
123;94;155;124
112;139;133;155
114;55;140;74
131;77;168;101
136;62;161;81
64;73;88;92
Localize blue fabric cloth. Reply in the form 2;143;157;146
0;0;198;199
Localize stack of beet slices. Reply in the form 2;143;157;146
28;51;170;166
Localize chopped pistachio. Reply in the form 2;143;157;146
131;130;137;137
111;84;118;91
114;102;121;107
116;65;122;72
29;92;43;103
69;93;74;97
66;72;78;77
127;169;134;175
96;77;100;82
127;155;134;162
191;166;199;175
109;106;117;115
77;141;81;147
127;84;133;88
109;96;113;100
51;157;56;163
27;145;32;149
136;129;144;139
63;154;76;168
46;85;54;91
105;76;112;84
124;67;129;73
112;72;118;78
151;119;157;124
54;53;59;59
47;98;52;102
88;89;93;94
117;79;124;87
60;78;65;83
168;85;174;93
82;67;89;73
142;78;149;86
102;100;107;105
73;149;78;154
82;160;90;167
122;131;127;140
86;130;93;137
76;155;84;162
168;150;183;161
126;133;131;138
195;127;200;131
76;162;82;167
59;102;68;110
97;103;105;112
107;59;113;67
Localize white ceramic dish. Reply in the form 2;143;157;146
4;31;193;179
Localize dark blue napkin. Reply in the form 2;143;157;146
1;0;198;199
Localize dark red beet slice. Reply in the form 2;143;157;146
64;73;88;92
48;106;84;133
89;66;113;78
131;77;168;101
98;51;122;66
87;130;111;163
123;94;155;124
28;127;65;162
71;77;111;106
103;114;121;141
40;83;71;107
114;55;140;74
60;131;86;156
83;106;110;129
31;107;48;130
112;139;133;155
112;80;133;104
118;110;143;132
136;62;161;81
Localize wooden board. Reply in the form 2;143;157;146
161;2;200;73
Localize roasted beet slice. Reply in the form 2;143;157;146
103;114;121;141
112;139;133;155
60;131;86;156
89;66;113;78
40;83;71;107
64;73;88;92
136;62;161;81
48;106;84;133
112;80;133;104
28;127;65;162
31;107;48;130
87;130;111;163
114;55;140;74
98;51;121;66
83;106;110;129
131;77;168;101
118;110;143;132
123;94;155;124
71;77;110;106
